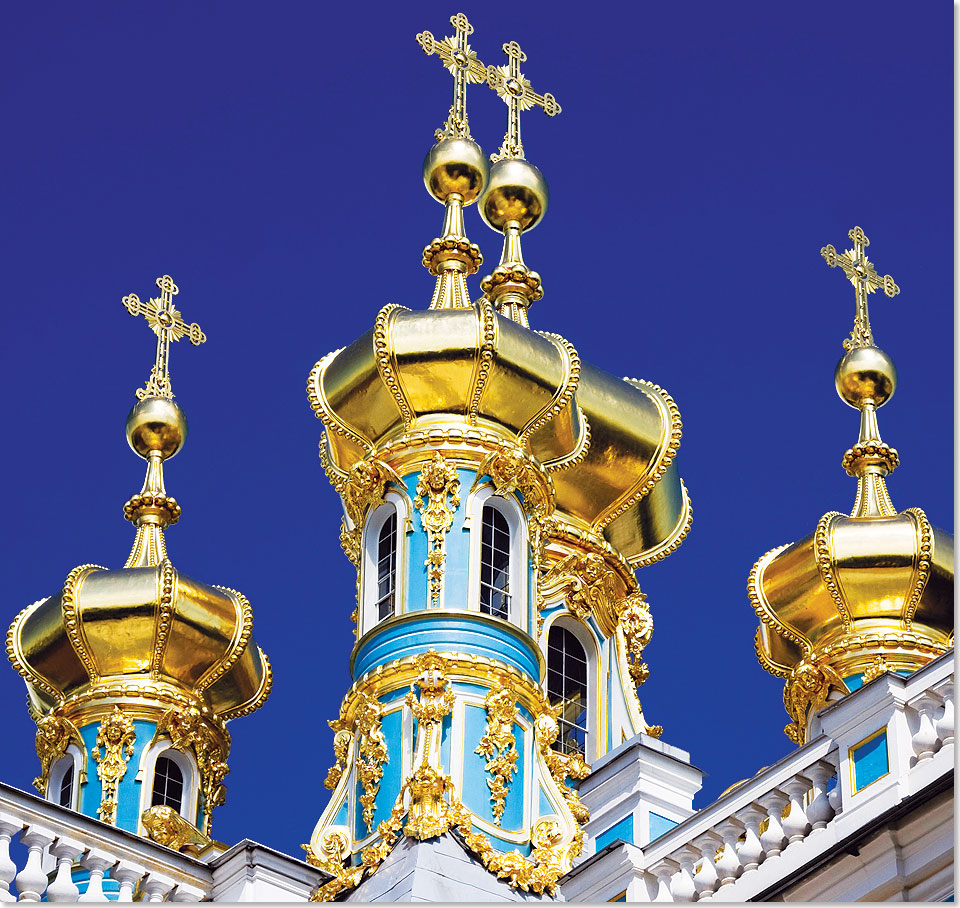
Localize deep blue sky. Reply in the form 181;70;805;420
1;2;952;857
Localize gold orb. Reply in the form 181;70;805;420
422;138;488;204
835;345;897;409
126;397;188;460
479;158;549;233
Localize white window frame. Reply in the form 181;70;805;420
360;493;409;636
136;741;199;829
467;485;527;628
543;612;600;763
47;745;83;811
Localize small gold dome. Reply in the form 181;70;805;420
834;345;897;409
126;397;188;460
422;137;488;204
480;158;549;232
8;562;271;724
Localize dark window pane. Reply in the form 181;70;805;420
58;764;74;808
480;505;511;619
375;511;397;622
152;756;184;813
546;625;589;756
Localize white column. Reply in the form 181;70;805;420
713;818;744;891
112;861;146;903
77;851;114;903
46;837;85;902
651;858;679;902
14;825;55;902
756;790;788;858
691;830;722;901
779;775;812;845
805;759;837;831
0;815;20;902
141;874;176;904
669;845;700;902
934;682;954;748
911;694;940;761
735;804;766;873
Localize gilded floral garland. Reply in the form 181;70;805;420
474;689;519;825
92;706;136;825
355;693;389;834
414;453;461;606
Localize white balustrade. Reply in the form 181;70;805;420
734;804;765;873
46;837;84;902
756;790;788;858
691;830;722;900
911;693;940;761
0;814;20;902
112;860;146;903
933;681;954;747
15;825;55;901
779;775;812;845
651;858;679;902
713;818;744;890
805;759;836;831
141;872;176;903
77;850;114;902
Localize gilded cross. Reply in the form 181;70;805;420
821;226;900;350
122;275;205;400
486;41;561;162
416;13;488;141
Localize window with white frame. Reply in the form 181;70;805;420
480;504;511;619
375;510;397;622
58;763;74;808
151;754;185;813
47;748;81;811
547;623;589;756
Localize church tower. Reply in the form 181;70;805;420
6;276;271;862
304;14;692;901
750;227;954;745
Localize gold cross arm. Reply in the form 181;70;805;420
820;226;899;350
416;13;488;141
122;275;205;400
486;41;561;162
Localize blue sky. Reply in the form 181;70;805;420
0;2;952;856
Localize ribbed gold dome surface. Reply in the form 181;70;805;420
308;303;690;566
8;562;272;723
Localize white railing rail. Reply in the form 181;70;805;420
0;782;210;902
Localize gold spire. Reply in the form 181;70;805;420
418;14;488;311
822;227;901;518
122;274;205;400
479;42;560;327
121;275;200;567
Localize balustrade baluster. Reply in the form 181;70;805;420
46;837;84;903
140;873;176;903
0;815;20;902
651;858;679;902
713;818;744;891
756;790;788;858
734;804;766;873
112;861;146;903
691;831;722;901
805;759;837;831
779;776;812;845
911;695;940;761
934;681;954;747
77;851;114;903
669;845;700;902
14;826;54;902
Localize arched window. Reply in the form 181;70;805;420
375;510;397;622
547;624;589;756
479;504;511;620
58;763;74;809
152;755;184;814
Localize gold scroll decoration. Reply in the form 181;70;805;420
141;805;211;854
355;693;389;835
414;453;461;606
33;715;84;795
474;689;519;825
92;707;136;825
540;552;619;623
615;591;653;688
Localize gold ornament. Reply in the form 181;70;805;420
540;552;619;623
485;41;561;162
782;662;842;745
416;13;488;141
474;689;519;825
472;446;550;518
821;226;899;351
33;715;84;795
535;713;591;826
324;729;353;790
615;591;653;688
141;805;211;854
92;707;137;825
122;274;205;401
414;453;461;606
355;693;389;835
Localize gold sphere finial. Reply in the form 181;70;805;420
422;137;489;205
834;345;897;410
125;396;188;460
479;157;549;233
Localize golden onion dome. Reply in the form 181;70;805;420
7;394;271;727
750;227;954;744
307;303;690;567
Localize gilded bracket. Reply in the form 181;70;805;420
33;714;84;795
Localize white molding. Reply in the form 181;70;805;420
47;746;83;811
135;741;199;830
465;484;527;628
359;493;409;636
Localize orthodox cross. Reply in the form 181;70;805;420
416;13;488;141
821;226;899;350
486;41;561;162
122;274;206;400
